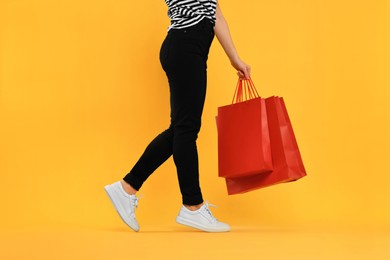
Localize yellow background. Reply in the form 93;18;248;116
1;0;390;241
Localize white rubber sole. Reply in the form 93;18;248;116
176;216;230;233
104;184;139;232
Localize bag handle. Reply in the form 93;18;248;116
232;78;260;104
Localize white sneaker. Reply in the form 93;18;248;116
104;181;140;232
176;202;231;232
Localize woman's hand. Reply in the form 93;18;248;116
231;57;251;79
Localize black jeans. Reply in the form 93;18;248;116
123;19;215;205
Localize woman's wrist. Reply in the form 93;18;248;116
230;55;245;70
229;55;240;65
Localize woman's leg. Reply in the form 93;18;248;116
161;21;214;206
168;60;207;206
123;128;173;191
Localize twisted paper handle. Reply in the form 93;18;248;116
232;78;260;104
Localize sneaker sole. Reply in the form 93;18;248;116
176;216;230;233
104;184;139;232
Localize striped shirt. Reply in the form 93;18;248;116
164;0;217;30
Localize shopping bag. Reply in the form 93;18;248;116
216;79;272;178
225;95;306;195
278;97;306;177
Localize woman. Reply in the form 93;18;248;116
105;0;251;232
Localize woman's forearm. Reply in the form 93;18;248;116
214;2;239;64
214;2;251;79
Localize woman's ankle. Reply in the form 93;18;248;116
120;180;137;195
184;203;204;211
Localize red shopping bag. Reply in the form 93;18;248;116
216;80;272;178
225;95;307;195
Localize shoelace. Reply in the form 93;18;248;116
200;201;218;224
129;195;143;217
